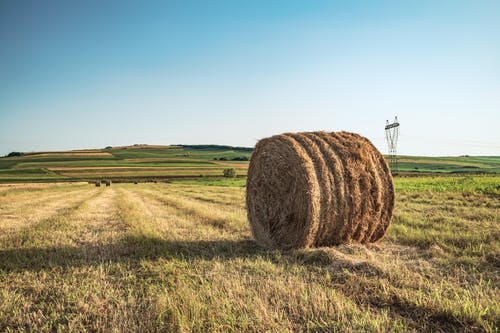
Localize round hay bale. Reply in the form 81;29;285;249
246;131;394;249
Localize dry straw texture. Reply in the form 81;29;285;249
246;131;395;249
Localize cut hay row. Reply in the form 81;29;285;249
246;131;394;249
165;186;245;207
0;185;101;234
68;187;127;244
132;186;247;235
0;183;65;189
0;183;89;207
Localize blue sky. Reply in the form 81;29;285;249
1;0;499;156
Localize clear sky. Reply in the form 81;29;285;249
1;0;499;156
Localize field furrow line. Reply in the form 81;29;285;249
165;184;244;199
68;188;128;245
131;186;248;236
0;186;92;221
0;186;99;234
159;185;245;208
113;186;207;239
0;188;103;247
0;183;88;204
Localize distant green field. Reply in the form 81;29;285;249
0;145;251;183
0;145;498;183
395;174;500;195
397;155;500;173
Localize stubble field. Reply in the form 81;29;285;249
0;176;498;332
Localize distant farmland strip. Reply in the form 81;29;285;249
0;173;64;181
398;158;490;167
16;162;220;169
25;152;113;157
124;158;212;163
59;169;248;177
47;165;246;172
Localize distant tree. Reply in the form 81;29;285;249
231;156;249;161
218;157;228;161
223;168;236;178
7;152;24;157
105;146;112;149
213;157;218;160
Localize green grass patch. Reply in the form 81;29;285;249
394;175;500;195
0;168;50;175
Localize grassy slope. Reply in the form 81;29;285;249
0;146;252;182
0;176;498;332
0;145;498;182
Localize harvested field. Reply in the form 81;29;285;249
0;176;498;332
0;184;99;234
0;182;88;187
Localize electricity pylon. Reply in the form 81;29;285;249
385;116;400;175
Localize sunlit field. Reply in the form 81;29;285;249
1;147;498;184
0;176;498;332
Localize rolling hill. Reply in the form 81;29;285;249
0;145;498;183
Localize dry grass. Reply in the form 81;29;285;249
0;184;98;234
0;180;498;332
0;182;88;189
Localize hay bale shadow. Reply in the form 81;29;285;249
0;237;278;273
293;246;386;277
